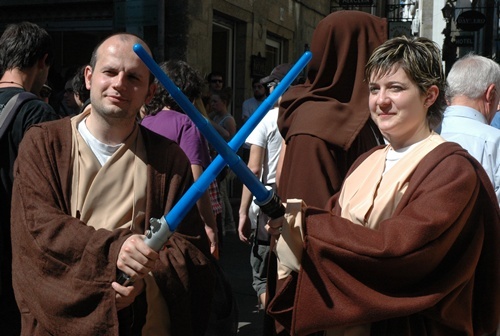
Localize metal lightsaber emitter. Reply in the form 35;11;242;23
117;46;311;285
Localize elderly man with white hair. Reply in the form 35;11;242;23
440;53;500;204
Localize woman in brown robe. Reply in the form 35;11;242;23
277;11;387;208
267;12;388;335
268;36;500;336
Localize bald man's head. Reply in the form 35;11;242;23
89;33;154;83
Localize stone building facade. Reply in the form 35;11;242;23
1;1;497;123
0;0;331;124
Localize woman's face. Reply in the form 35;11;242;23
368;66;437;149
210;94;226;113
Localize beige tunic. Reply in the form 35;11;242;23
70;112;171;334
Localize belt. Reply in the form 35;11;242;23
256;239;270;246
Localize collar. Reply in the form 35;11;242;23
444;105;488;124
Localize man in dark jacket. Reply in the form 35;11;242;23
0;21;59;335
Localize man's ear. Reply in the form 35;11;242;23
485;83;496;104
145;83;157;104
37;54;49;69
484;83;498;123
84;65;93;90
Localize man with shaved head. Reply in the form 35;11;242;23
10;33;215;335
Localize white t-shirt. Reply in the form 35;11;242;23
245;107;283;239
77;117;121;166
245;107;282;185
384;140;423;174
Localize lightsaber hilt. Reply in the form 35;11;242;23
255;190;285;219
116;216;173;286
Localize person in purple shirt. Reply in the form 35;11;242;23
141;60;219;257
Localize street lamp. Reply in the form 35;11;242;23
441;1;455;22
441;1;457;75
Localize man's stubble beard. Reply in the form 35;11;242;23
255;92;265;100
91;97;137;126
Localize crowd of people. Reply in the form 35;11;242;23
0;10;499;336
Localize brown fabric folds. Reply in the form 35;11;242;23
276;11;388;209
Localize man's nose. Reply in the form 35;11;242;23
112;72;126;89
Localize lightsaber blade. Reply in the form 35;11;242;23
117;47;311;284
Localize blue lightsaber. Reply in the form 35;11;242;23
118;47;311;287
129;45;311;251
117;46;310;284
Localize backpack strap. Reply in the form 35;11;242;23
0;91;38;139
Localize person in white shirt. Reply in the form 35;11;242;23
440;54;500;203
237;64;292;309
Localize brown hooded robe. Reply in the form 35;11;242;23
277;11;388;208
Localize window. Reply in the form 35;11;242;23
265;36;282;76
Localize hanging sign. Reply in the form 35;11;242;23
456;10;486;31
454;36;474;47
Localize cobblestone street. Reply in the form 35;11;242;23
219;231;265;335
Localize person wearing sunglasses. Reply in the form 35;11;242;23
203;71;226;117
207;72;224;93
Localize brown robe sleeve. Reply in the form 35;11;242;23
268;143;500;335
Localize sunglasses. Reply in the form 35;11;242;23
210;79;223;84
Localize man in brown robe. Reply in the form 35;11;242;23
10;33;214;335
